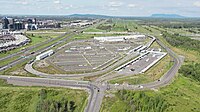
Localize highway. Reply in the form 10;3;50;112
0;30;184;112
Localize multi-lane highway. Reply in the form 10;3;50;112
0;29;184;112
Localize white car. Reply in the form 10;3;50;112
138;85;144;89
115;83;120;86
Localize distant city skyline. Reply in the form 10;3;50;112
0;0;200;17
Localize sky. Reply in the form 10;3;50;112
0;0;200;17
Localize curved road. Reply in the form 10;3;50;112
109;36;184;90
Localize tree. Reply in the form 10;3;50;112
69;101;76;112
49;103;56;112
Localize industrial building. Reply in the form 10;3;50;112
94;35;146;42
36;50;54;60
62;19;97;28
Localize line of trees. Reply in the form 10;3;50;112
36;89;76;112
96;24;112;31
179;63;200;82
116;90;169;112
162;32;200;53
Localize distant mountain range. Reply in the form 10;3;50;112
0;13;188;19
150;14;185;18
66;14;187;19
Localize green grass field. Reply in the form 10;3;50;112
84;27;106;32
0;79;88;112
85;19;151;33
110;20;152;33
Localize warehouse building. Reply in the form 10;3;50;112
94;35;146;42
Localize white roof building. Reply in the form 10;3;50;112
36;50;54;60
94;35;146;42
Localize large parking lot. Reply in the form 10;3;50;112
48;38;146;73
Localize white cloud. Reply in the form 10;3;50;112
109;8;118;11
54;0;61;4
17;0;29;5
36;0;47;2
108;1;123;7
193;1;200;7
128;4;136;8
64;4;73;10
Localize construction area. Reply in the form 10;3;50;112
46;35;148;73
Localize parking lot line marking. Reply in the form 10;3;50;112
82;54;92;67
104;47;114;54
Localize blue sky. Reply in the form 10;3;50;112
0;0;200;17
